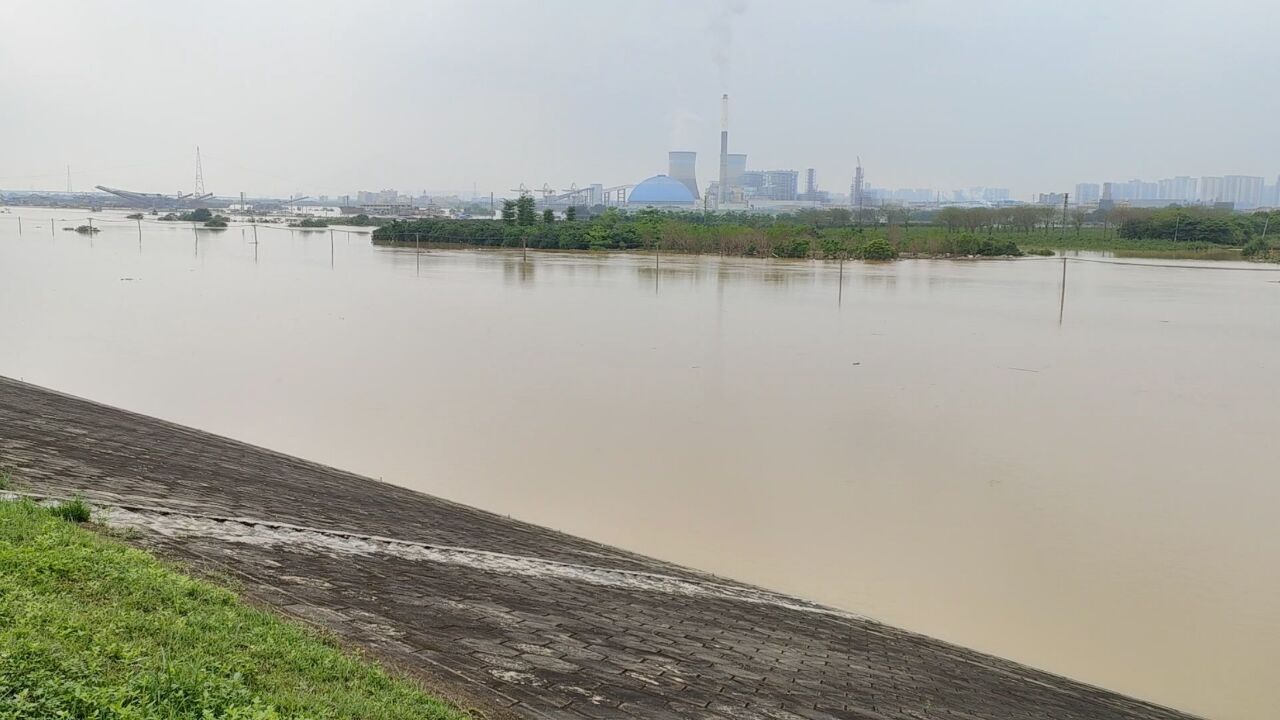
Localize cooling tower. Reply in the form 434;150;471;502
668;151;700;200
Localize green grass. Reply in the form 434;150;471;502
48;496;91;523
1015;233;1241;257
0;499;470;720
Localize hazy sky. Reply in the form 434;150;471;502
3;0;1277;200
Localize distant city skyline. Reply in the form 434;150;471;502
3;1;1278;201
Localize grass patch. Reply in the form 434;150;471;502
1017;235;1240;256
0;470;11;491
48;496;91;523
0;499;469;720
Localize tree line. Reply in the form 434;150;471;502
371;206;1045;260
1114;207;1278;245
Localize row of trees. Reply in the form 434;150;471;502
932;206;1068;234
372;207;1035;260
157;208;229;228
1115;207;1279;245
500;196;579;225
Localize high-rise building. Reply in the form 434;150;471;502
667;152;699;200
1074;183;1101;204
1199;176;1224;204
1105;179;1157;201
804;169;817;197
850;160;865;210
1222;175;1264;209
1157;176;1197;203
726;154;747;194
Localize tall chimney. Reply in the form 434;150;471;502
718;94;729;207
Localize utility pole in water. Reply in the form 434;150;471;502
1061;193;1069;239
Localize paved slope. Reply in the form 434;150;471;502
0;377;1199;720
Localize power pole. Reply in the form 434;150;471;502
1061;193;1069;239
195;146;206;197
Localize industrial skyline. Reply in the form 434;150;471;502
3;1;1277;201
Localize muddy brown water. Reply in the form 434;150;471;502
2;208;1277;719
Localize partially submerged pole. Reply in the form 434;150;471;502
655;241;660;294
838;252;845;306
1058;256;1067;325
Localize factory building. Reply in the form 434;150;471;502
627;175;697;208
738;170;798;201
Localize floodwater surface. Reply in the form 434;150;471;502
1;209;1277;719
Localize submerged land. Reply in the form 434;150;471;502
0;376;1202;720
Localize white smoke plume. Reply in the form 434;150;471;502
707;0;748;90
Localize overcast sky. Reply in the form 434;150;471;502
2;0;1277;200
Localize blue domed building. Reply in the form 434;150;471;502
628;174;697;208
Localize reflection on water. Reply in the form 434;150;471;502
2;208;1279;719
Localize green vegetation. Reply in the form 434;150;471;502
374;207;1029;259
1012;233;1250;260
542;208;555;224
286;214;380;229
125;213;144;220
0;499;467;720
1243;234;1275;260
372;205;1279;262
73;225;99;234
336;214;379;227
861;238;897;260
49;496;91;523
204;215;230;229
934;206;1059;234
515;196;537;226
1115;207;1278;245
159;208;214;223
0;469;11;491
